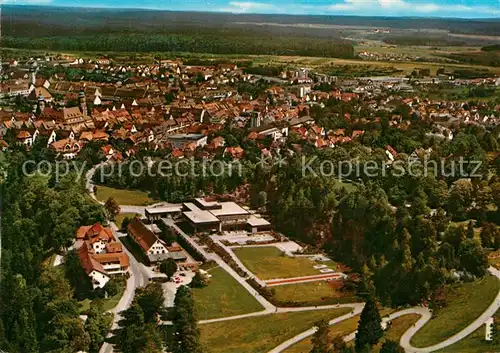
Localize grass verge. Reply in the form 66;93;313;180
435;310;500;353
115;213;139;230
271;281;358;305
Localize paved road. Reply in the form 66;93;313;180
342;307;432;343
99;222;151;353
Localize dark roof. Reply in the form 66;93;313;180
127;217;159;252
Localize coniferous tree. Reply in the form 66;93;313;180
355;296;382;351
467;221;475;239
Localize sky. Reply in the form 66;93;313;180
4;0;500;18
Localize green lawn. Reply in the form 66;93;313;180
115;213;139;230
95;185;154;206
102;284;126;311
384;314;421;343
199;308;351;353
233;247;327;280
411;275;500;348
436;310;500;353
488;251;500;269
283;309;396;353
272;281;358;305
192;267;264;320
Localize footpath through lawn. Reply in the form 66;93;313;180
411;274;499;348
199;308;351;353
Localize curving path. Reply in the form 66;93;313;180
401;266;500;353
268;304;365;353
268;266;500;353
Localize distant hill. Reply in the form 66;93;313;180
2;5;499;57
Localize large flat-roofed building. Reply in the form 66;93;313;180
193;198;220;210
182;198;259;233
183;210;221;233
208;201;250;225
247;215;272;233
145;205;183;221
167;134;208;149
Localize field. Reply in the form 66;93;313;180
95;185;154;206
192;266;264;320
436;310;500;353
411;275;500;348
199;308;351;353
271;280;358;305
233;246;330;280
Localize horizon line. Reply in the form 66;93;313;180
3;3;500;20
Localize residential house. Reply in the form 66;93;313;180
76;223;116;254
78;245;110;289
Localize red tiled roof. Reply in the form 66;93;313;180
76;223;115;244
127;217;158;252
78;243;106;275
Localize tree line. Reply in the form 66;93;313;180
3;33;355;58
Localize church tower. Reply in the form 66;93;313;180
38;94;45;113
79;90;87;115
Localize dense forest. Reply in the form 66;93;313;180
2;6;355;58
0;142;108;353
2;33;355;58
